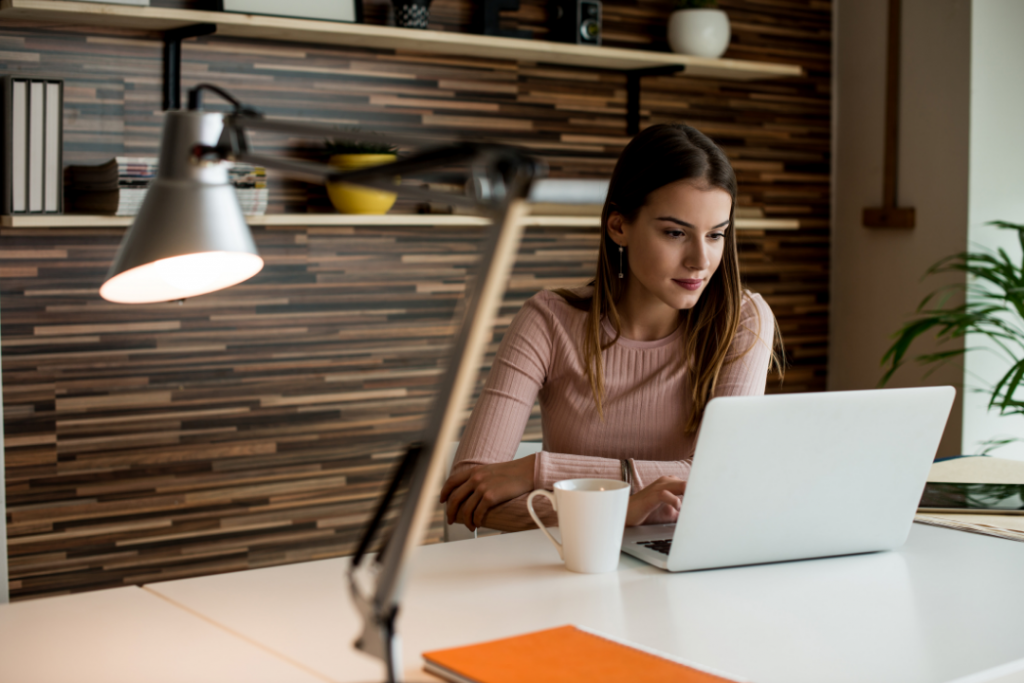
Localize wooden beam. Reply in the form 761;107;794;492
863;0;915;228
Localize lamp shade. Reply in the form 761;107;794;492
99;110;263;304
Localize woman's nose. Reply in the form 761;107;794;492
684;241;711;271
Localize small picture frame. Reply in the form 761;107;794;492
219;0;362;23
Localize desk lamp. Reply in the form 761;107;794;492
99;83;544;683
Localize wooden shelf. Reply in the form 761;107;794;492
0;214;800;230
0;0;802;80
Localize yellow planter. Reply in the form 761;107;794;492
326;154;398;214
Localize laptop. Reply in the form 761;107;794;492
621;386;956;571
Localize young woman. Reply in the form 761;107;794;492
440;123;781;532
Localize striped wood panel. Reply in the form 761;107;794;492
1;0;830;599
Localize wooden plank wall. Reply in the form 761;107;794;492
0;0;830;600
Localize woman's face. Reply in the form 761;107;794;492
610;179;732;312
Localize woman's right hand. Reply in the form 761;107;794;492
625;476;687;527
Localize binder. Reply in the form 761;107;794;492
44;81;62;213
1;76;28;213
28;80;44;212
1;76;62;215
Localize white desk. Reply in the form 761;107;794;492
0;583;326;683
144;524;1024;683
2;524;1024;683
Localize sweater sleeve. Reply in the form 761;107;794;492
449;296;556;530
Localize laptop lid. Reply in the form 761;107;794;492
665;386;955;572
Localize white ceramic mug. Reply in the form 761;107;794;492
526;478;630;574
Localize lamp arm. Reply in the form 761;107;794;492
215;112;514;209
347;152;540;683
228;150;481;209
200;99;547;682
218;109;454;151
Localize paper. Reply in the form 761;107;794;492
915;513;1024;543
927;456;1024;485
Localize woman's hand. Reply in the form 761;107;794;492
626;476;687;527
440;454;536;531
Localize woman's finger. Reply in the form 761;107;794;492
658;490;682;511
456;488;486;531
445;478;476;524
472;488;497;529
663;479;687;496
440;468;471;503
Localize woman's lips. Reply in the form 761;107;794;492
673;279;703;291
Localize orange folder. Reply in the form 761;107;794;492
422;625;745;683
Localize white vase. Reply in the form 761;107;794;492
667;9;731;59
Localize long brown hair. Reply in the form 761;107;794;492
556;123;782;432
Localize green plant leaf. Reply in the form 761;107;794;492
880;219;1024;425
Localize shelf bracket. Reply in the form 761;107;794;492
625;65;686;136
163;23;217;111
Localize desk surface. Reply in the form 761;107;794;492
0;582;325;683
146;523;1024;683
3;524;1024;683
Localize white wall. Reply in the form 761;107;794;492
831;0;971;458
961;0;1024;460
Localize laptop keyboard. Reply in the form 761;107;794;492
638;539;672;555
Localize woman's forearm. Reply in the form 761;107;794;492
478;492;557;532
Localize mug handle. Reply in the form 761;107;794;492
527;489;562;559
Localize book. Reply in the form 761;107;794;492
914;456;1024;543
928;455;1024;485
66;187;148;216
422;625;747;683
64;157;157;190
221;0;359;23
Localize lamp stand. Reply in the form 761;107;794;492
198;87;543;682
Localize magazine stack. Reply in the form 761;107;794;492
64;157;268;216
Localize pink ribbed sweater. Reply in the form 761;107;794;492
451;287;775;531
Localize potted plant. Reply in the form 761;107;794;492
324;137;400;214
667;0;731;59
881;221;1024;452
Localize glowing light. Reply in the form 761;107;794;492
99;251;264;304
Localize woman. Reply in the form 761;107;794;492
440;123;781;532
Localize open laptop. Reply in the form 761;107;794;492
621;386;956;571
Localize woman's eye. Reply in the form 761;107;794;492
665;230;684;239
709;232;726;240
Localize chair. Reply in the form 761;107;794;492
442;442;542;542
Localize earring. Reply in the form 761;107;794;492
618;246;624;279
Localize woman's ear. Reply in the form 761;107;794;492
607;212;629;247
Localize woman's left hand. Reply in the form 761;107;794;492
440;454;537;531
626;476;687;527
